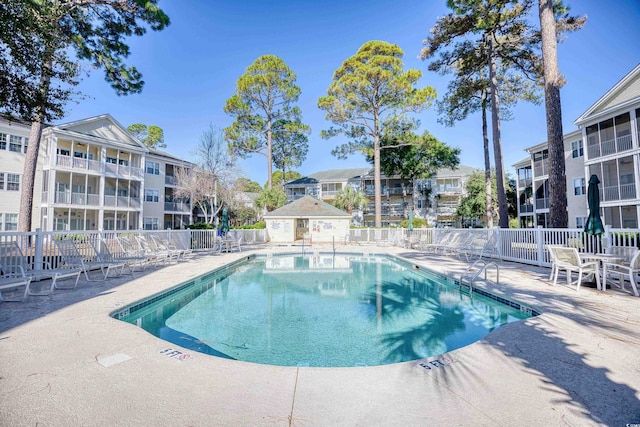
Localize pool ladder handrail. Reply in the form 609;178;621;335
460;259;500;292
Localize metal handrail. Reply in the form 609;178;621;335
460;260;500;293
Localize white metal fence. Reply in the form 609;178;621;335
0;228;268;272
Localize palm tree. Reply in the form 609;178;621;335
334;187;368;216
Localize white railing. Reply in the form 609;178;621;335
0;228;268;271
616;133;633;152
2;226;636;276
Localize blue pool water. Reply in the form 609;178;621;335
114;254;536;367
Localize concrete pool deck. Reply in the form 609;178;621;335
1;244;639;426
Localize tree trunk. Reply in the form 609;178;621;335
374;117;382;228
488;35;509;228
482;94;493;228
539;0;568;228
19;119;45;232
19;56;53;232
266;124;273;189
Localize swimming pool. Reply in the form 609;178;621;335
113;253;538;367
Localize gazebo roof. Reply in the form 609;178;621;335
264;196;350;218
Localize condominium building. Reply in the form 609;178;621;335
514;130;586;228
0;114;194;231
284;165;478;227
0;118;36;231
514;64;640;229
575;64;640;228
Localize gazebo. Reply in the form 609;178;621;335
264;196;351;243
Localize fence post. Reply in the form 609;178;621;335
603;224;611;250
536;225;544;266
34;228;44;272
495;227;503;260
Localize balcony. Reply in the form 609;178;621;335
602;183;637;202
533;160;549;177
165;175;177;186
518;178;532;188
54;154;143;179
105;163;143;179
519;203;534;213
104;196;141;208
535;198;549;209
587;134;634;160
321;190;339;198
52;191;99;206
164;201;191;213
435;186;461;194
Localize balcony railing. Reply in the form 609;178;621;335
164;202;191;212
587;133;634;160
165;175;177;185
321;190;339;198
602;183;637;201
621;183;637;199
535;198;549;209
55;154;143;179
519;203;534;213
518;178;532;188
617;134;633;152
533;160;548;177
104;196;141;208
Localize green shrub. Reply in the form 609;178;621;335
399;218;430;228
187;222;215;230
235;221;266;230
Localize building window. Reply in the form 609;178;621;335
4;213;18;231
0;133;6;150
144;189;159;202
106;157;118;164
571;140;583;158
143;217;159;230
575;216;587;228
9;135;22;153
145;161;160;175
6;174;20;191
573;178;585;196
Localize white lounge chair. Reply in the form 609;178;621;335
552;246;600;292
90;239;134;276
0;240;81;294
0;262;32;302
53;239;117;281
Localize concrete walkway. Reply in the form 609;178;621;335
1;244;639;426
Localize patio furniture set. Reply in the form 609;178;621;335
547;245;640;296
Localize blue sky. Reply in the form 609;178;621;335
59;0;640;186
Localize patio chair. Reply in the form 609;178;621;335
135;235;173;265
0;240;81;294
229;234;243;252
150;235;185;261
546;245;566;281
602;250;640;297
116;236;154;270
551;246;600;292
53;239;118;281
89;239;135;276
0;262;32;302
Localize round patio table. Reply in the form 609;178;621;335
579;253;626;291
